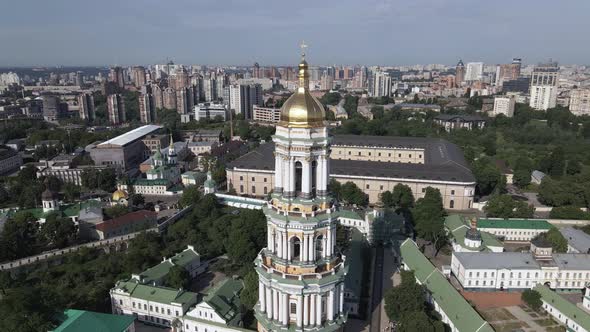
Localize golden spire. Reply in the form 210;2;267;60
277;41;325;128
298;40;309;94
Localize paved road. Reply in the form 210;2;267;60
370;246;384;332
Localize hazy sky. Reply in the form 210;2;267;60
1;0;589;67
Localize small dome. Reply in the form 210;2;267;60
112;189;128;201
465;228;482;241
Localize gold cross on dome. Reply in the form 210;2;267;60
300;40;308;59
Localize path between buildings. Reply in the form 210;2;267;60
504;306;545;331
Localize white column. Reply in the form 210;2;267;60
283;231;288;259
282;293;289;325
328;289;334;321
303;294;309;326
339;283;344;314
289;158;295;196
287;235;292;261
310;235;315;261
326;227;332;257
267;225;272;251
316;293;322;326
283;157;290;195
322;237;327;259
259;282;265;313
318;156;325;192
296;295;303;327
275;155;283;191
302;160;310;196
301;234;307;262
310;294;316;326
266;287;272;319
273;289;279;320
271;229;275;253
277;231;283;258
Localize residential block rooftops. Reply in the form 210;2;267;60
400;239;494;332
477;218;553;230
136;246;200;284
534;284;590;330
51;309;135;332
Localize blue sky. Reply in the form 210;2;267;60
1;0;588;67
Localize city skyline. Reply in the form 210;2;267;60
1;0;589;67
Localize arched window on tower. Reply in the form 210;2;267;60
295;161;303;194
315;235;324;259
291;236;301;261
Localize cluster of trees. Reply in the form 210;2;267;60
1;166;47;209
0;191;267;330
384;270;446;331
329;180;368;206
533;227;568;253
0;211;77;262
80;168;117;192
319;92;341;106
521;289;542;311
412;188;447;254
549;206;590;220
381;184;414;210
483;195;534;219
333;100;590;207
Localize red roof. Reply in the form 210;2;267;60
96;210;157;232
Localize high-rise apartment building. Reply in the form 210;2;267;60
464;62;484;82
370;71;391;97
229;84;263;119
163;87;177;110
176;87;194;115
203;78;217;102
107;94;126;125
252;62;261;79
569;89;590;116
139;86;156;123
131;66;146;87
494;58;521;86
109;66;125;88
42;95;61;122
152;84;164;109
529;62;559;110
78;93;95;121
320;73;333;91
492;96;516;117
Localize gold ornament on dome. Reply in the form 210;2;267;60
278;41;326;129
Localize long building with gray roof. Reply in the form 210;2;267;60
226;135;475;209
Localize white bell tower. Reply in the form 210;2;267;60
254;44;347;332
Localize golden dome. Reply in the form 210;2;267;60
112;189;128;201
279;56;325;128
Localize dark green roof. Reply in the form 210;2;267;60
477;218;552;230
52;309;135;332
139;247;200;284
400;239;494;332
204;278;244;326
114;280;197;306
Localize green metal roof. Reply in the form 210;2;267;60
203;278;243;326
52;309;134;332
400;239;494;332
337;209;363;220
477;218;552;230
140;247;199;284
115;280;197;306
534;284;590;330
